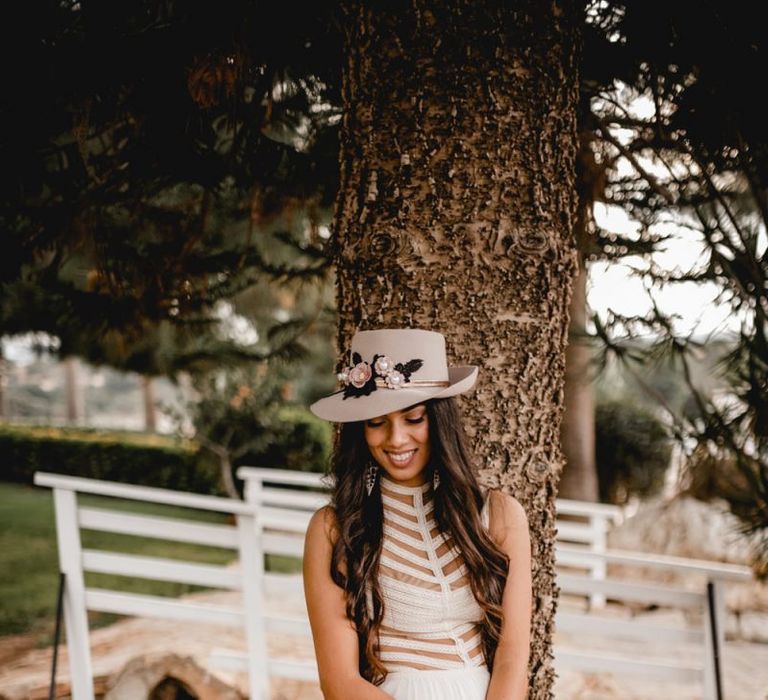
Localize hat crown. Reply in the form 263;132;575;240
310;326;478;422
350;329;448;382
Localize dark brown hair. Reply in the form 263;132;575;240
327;396;509;685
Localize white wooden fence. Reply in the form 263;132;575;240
237;467;752;699
553;545;750;697
555;497;623;609
237;468;624;613
35;468;753;700
33;471;274;699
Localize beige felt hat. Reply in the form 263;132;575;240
309;328;479;423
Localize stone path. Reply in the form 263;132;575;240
2;588;767;699
0;590;318;700
552;605;768;700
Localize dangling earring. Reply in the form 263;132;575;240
433;467;441;491
365;461;379;496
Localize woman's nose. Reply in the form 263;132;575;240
386;421;410;447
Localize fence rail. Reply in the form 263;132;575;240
35;468;752;700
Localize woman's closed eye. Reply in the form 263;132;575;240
366;415;425;428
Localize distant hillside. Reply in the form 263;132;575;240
2;354;190;434
592;333;737;416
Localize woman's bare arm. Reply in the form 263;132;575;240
484;490;533;700
303;505;395;700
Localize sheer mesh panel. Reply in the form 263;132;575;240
374;475;490;672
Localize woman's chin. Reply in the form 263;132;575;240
382;464;429;486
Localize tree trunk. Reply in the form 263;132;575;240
141;375;157;433
559;122;606;502
558;257;599;501
196;432;240;499
0;344;8;421
333;2;581;697
218;451;239;500
63;355;82;425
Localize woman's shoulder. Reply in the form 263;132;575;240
304;504;351;578
308;503;338;531
485;488;527;515
307;504;340;543
482;489;529;545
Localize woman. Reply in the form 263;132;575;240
304;328;532;699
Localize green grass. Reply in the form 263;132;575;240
0;482;301;645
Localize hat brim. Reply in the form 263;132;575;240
309;366;479;423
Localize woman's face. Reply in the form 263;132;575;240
364;402;431;486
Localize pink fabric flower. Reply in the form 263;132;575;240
348;361;372;388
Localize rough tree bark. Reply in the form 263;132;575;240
332;1;581;697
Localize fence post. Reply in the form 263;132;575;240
48;572;66;700
243;473;263;508
237;503;270;699
589;514;608;610
703;579;725;700
53;488;94;700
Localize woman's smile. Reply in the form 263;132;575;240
385;448;418;467
364;403;430;485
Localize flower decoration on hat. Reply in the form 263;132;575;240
338;352;423;399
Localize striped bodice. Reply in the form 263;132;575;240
370;473;491;672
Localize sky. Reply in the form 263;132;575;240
586;203;745;341
584;90;759;342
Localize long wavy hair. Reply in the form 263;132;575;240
327;396;510;685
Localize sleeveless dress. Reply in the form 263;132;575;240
373;473;492;700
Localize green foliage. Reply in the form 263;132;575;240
0;4;338;388
0;1;340;322
595;398;673;505
681;443;768;579
0;424;220;494
683;443;756;503
168;363;332;496
243;405;332;474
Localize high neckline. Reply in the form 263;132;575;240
380;472;432;496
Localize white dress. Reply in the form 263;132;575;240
373;473;492;700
